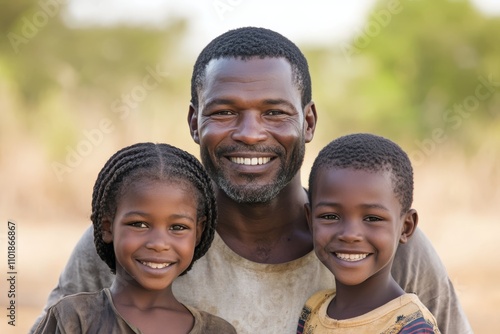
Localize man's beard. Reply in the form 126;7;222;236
200;140;305;204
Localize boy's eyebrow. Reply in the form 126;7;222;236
313;202;390;211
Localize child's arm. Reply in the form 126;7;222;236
32;305;63;334
392;227;472;334
29;226;113;333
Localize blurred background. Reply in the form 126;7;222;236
1;0;499;332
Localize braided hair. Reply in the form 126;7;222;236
91;142;217;275
308;133;414;215
191;26;312;109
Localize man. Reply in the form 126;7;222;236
32;27;472;334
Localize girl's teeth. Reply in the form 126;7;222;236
140;261;170;269
335;253;368;261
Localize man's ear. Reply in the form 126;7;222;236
188;103;200;144
399;209;418;244
303;101;317;143
304;203;313;233
101;218;114;244
195;217;206;246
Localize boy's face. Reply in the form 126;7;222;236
188;57;316;203
102;179;203;291
306;167;416;286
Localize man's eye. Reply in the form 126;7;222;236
212;110;234;116
266;110;285;116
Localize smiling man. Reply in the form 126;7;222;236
31;27;472;334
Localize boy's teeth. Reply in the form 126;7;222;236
230;157;271;165
335;253;368;262
140;261;170;269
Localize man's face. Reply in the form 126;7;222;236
189;57;316;203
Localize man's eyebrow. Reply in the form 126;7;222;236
262;99;297;111
204;98;235;110
203;98;298;112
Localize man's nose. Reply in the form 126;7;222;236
231;111;268;145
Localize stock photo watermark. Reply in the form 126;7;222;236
5;220;17;326
7;0;65;54
51;63;169;182
212;0;244;20
339;0;404;63
409;74;499;165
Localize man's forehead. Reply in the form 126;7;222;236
204;56;293;77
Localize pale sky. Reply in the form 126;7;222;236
64;0;500;54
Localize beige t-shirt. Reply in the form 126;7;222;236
173;233;336;334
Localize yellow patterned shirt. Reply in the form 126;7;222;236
297;290;441;334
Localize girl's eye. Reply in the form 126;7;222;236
170;225;188;231
129;222;148;228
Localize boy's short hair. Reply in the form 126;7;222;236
191;26;312;109
308;133;414;214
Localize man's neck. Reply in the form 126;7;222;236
215;176;313;263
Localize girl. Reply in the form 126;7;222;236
35;143;236;334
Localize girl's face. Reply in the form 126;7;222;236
103;179;204;291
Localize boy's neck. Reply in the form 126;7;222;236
328;275;405;320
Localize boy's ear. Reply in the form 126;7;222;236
101;218;114;244
304;203;313;233
195;217;207;246
399;209;418;244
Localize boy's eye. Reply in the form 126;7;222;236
364;216;382;222
319;214;340;220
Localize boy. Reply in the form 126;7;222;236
298;133;440;333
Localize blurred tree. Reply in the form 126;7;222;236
309;0;500;152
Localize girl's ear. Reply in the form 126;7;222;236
101;218;114;244
399;209;418;244
195;217;207;246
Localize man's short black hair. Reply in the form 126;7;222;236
191;26;312;109
308;133;414;214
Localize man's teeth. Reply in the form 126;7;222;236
335;253;368;262
140;261;171;269
230;157;271;166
